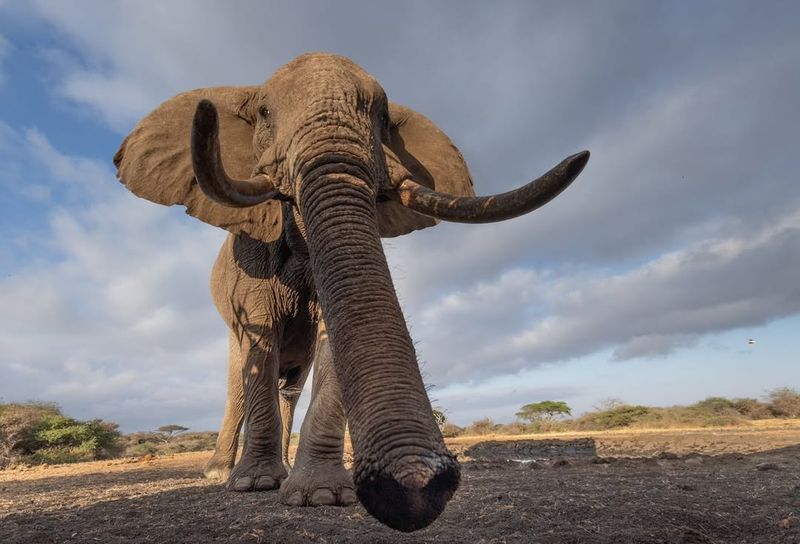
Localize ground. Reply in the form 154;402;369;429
2;421;800;543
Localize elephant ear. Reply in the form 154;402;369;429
114;86;283;243
377;102;476;238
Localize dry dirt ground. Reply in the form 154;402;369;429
2;421;800;543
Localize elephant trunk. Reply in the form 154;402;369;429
299;170;460;532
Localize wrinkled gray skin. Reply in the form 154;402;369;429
202;232;351;506
114;53;588;532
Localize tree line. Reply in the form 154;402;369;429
2;387;798;468
433;387;800;438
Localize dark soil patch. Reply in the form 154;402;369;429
464;438;598;461
2;444;799;543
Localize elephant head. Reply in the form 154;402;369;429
114;53;588;531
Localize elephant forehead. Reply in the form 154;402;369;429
266;53;383;101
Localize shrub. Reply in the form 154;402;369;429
580;405;651;429
0;403;121;467
464;418;498;436
767;387;800;418
440;422;463;438
0;402;62;466
525;419;574;433
691;397;736;414
128;441;159;456
729;397;769;418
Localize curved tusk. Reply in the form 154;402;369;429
191;99;280;208
392;150;590;223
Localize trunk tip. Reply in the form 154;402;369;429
355;453;460;532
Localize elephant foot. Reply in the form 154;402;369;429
204;452;235;481
279;460;357;506
227;454;287;492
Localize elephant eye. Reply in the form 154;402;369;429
259;106;270;119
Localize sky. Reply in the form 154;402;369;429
1;1;798;433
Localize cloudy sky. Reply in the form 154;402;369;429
1;1;798;432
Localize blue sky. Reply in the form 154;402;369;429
1;1;799;432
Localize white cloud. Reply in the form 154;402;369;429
0;126;229;431
405;209;800;384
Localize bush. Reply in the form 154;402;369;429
464;418;498;436
0;403;121;467
767;388;800;418
524;419;574;433
729;397;770;418
127;441;159;456
495;422;528;435
440;422;463;438
0;403;60;467
579;405;651;430
119;431;218;457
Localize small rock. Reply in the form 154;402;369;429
684;457;703;466
658;451;678;460
592;457;611;464
756;462;781;471
777;517;797;529
677;483;696;491
552;459;569;468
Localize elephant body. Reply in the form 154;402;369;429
114;53;588;531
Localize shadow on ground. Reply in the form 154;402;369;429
2;444;799;543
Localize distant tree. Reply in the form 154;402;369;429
432;408;447;429
516;401;572;423
156;425;189;442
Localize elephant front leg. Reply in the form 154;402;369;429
227;326;286;492
205;330;244;481
279;321;356;506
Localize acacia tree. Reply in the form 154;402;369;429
515;401;572;423
156;425;189;442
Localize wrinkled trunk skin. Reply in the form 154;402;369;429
299;171;460;531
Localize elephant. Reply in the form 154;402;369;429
113;52;589;532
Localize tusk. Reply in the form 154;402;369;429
392;150;589;223
191;99;279;208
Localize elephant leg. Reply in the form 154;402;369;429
279;365;311;470
279;320;356;506
205;330;244;480
227;325;286;492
